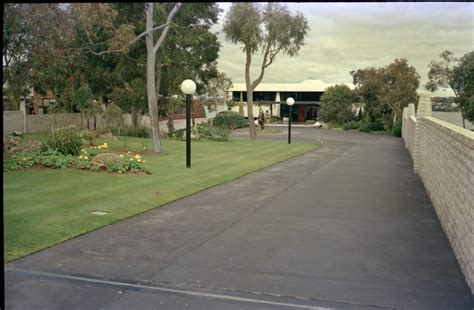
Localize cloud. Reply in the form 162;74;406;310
212;2;473;96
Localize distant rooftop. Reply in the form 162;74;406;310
229;79;354;92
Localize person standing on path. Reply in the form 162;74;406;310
258;108;265;130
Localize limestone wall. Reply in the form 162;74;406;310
3;111;25;134
402;95;474;293
3;111;209;134
25;113;83;133
402;103;417;159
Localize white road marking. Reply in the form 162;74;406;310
6;267;333;310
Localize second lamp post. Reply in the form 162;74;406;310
180;79;196;168
286;97;295;144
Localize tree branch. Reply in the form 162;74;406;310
153;3;182;55
263;48;280;69
89;22;172;56
251;42;272;90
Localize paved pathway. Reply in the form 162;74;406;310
6;128;474;309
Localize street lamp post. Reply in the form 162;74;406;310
286;97;295;144
180;79;196;168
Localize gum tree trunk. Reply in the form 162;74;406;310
245;49;256;140
145;3;162;153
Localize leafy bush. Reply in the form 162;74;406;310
213;111;249;129
45;126;84;155
104;157;146;174
171;128;186;140
267;116;281;124
3;148;149;174
196;123;230;141
342;121;359;130
111;125;150;138
3;149;75;171
82;130;99;146
88;152;147;173
319;84;355;124
391;119;402;137
101;104;124;130
3;151;38;171
359;120;385;132
35;149;76;169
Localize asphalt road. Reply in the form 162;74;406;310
5;127;474;309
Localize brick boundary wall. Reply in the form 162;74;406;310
25;113;83;133
3;111;25;134
3;112;208;134
402;103;417;159
402;95;474;293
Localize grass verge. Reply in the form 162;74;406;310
4;135;318;262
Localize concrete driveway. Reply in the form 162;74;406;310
5;127;474;309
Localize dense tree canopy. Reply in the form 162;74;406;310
3;3;224;152
351;58;420;127
3;4;74;108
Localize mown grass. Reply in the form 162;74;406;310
4;135;318;262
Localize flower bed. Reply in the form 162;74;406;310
3;146;150;174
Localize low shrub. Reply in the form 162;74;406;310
45;126;84;155
196;123;230;141
3;149;75;171
359;120;384;133
104;156;146;174
342;121;359;130
111;125;150;138
267;116;281;124
3;151;38;171
391;119;402;137
170;128;186;140
89;152;147;173
35;149;76;169
3;148;149;174
82;130;99;146
213;111;249;129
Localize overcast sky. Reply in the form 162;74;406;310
211;2;473;97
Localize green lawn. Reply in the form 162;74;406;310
4;136;318;262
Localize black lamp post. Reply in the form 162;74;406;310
180;79;196;168
286;97;295;144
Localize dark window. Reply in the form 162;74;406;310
281;92;322;102
233;91;324;103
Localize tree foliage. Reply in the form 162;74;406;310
351;58;420;128
425;50;457;92
223;3;309;139
425;49;471;128
3;4;74;108
3;3;225;153
452;51;474;122
319;85;354;124
380;59;420;124
202;72;233;112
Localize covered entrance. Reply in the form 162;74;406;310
281;103;319;122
